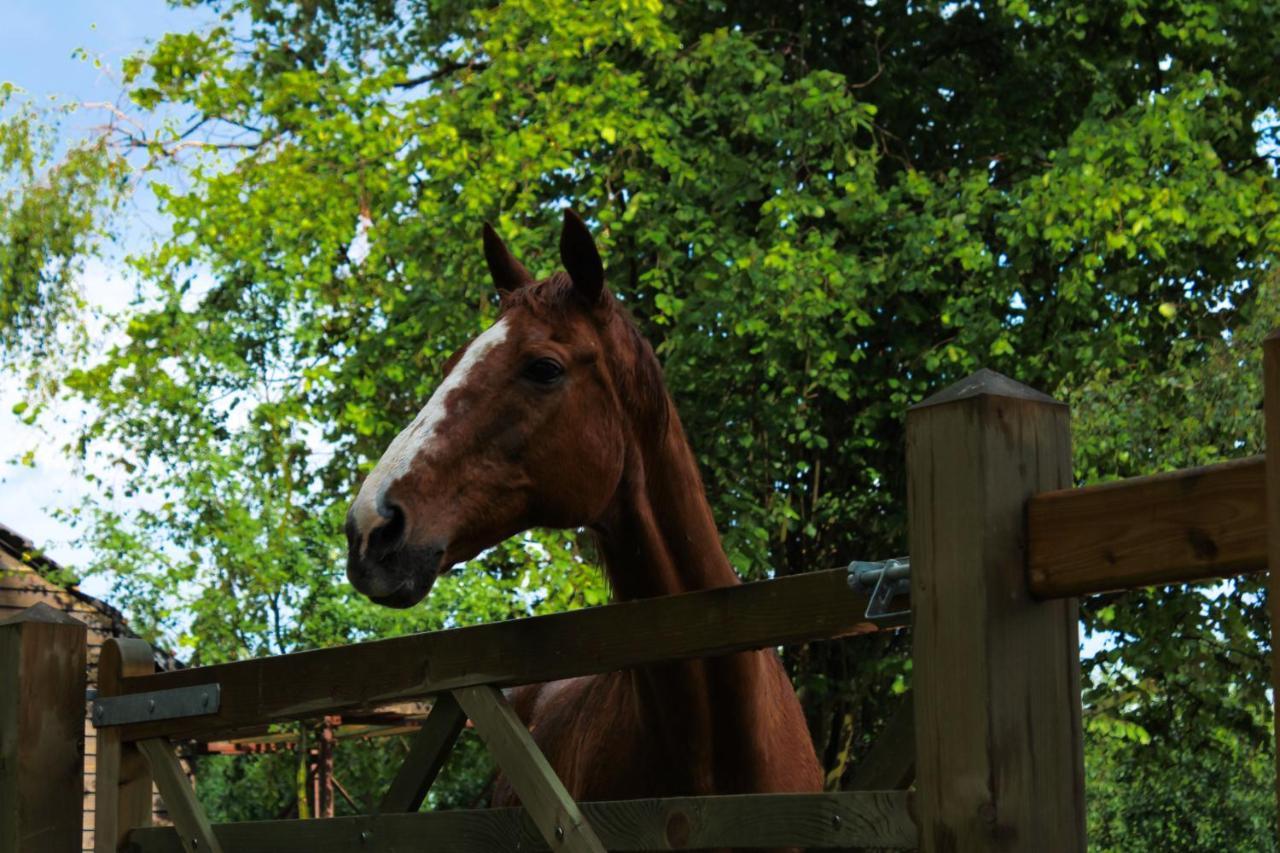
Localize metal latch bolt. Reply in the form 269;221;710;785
848;557;911;623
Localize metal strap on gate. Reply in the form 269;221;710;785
848;557;911;623
92;683;221;727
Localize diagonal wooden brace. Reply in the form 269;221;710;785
137;739;223;853
453;685;605;853
847;696;916;791
378;692;467;813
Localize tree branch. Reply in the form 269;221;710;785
396;59;489;90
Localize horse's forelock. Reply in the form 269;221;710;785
498;271;578;316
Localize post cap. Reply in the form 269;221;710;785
910;367;1064;411
0;601;85;627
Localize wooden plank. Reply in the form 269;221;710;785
1265;329;1280;829
136;740;222;853
126;790;916;851
110;568;889;742
1028;455;1267;597
96;639;156;853
907;369;1085;851
454;685;605;852
847;697;915;791
0;604;88;852
378;693;465;813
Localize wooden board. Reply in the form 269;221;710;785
1028;455;1267;598
95;639;157;853
0;604;88;853
136;740;222;853
1264;329;1280;826
125;791;916;851
907;370;1085;851
377;694;465;813
109;568;890;742
455;685;604;852
847;698;915;791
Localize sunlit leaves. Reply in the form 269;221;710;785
0;87;126;363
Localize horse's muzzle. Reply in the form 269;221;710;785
345;505;444;608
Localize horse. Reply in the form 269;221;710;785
344;209;823;828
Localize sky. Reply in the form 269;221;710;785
0;0;216;593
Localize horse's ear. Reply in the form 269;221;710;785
483;223;533;293
559;208;604;304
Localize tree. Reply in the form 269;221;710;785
12;0;1279;839
0;85;124;362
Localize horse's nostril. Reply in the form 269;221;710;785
367;502;406;559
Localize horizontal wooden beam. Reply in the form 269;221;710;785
112;568;890;742
1027;455;1267;598
124;791;916;851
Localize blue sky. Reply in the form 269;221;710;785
0;1;213;100
0;1;215;588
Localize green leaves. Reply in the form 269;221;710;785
0;89;125;364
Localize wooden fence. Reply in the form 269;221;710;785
2;330;1276;852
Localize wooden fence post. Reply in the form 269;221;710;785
1264;328;1279;826
95;638;156;852
907;369;1085;851
0;603;88;853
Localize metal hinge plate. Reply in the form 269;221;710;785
92;683;221;728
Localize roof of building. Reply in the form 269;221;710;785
0;520;184;671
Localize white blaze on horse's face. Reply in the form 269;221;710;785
349;317;511;558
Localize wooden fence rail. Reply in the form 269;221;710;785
109;567;893;744
124;791;916;852
1028;455;1268;598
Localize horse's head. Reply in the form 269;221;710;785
345;210;663;607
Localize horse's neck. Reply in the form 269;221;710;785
596;401;739;600
594;399;773;790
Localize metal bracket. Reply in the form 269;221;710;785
92;683;221;728
848;557;911;623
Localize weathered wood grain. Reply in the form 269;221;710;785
124;790;916;851
377;693;465;814
1264;329;1280;826
109;568;890;742
0;604;88;853
1028;455;1267;598
907;369;1085;851
847;697;915;791
455;685;605;852
137;739;223;853
96;638;157;853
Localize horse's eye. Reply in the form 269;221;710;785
523;357;564;385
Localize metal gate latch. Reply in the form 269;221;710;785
848;557;911;623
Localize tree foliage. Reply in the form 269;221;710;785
0;85;125;360
7;0;1280;843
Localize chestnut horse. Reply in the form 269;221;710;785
345;210;822;826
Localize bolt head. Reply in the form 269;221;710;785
555;824;565;841
148;699;157;713
832;813;843;829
